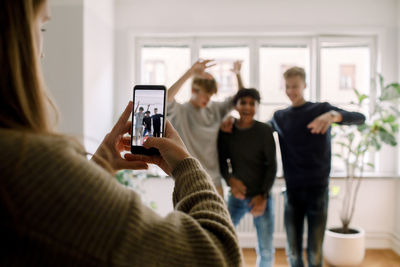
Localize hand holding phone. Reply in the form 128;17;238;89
125;120;190;176
92;101;149;173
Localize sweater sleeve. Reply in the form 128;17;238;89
115;158;242;267
0;133;242;266
261;126;277;198
323;102;366;125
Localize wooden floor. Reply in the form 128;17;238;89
243;248;400;267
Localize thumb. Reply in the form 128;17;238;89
143;137;163;150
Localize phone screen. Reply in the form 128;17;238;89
131;85;166;155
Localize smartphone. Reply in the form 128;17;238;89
131;85;167;155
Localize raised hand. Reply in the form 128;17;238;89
189;59;216;78
220;116;235;133
230;60;242;75
307;110;342;134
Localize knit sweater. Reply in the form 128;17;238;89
0;129;242;266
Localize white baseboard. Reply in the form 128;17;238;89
392;232;400;255
238;231;400;252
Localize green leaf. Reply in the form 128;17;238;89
378;128;397;146
334;153;343;158
337;141;350;148
357;123;368;132
367;162;375;168
385;82;400;94
379;74;385;90
383;115;396;123
391;124;399;133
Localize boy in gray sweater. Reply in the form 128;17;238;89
167;60;242;197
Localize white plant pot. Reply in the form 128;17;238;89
323;226;365;266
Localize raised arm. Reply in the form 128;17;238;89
167;59;215;103
134;101;140;115
231;60;244;90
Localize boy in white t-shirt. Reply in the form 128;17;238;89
167;60;242;197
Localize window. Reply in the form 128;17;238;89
136;36;376;173
140;46;191;103
199;45;250;101
258;45;311;122
320;44;370;105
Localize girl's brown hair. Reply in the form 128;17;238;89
0;0;57;133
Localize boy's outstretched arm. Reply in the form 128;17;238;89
307;103;366;134
167;59;215;103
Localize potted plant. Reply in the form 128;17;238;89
323;75;400;266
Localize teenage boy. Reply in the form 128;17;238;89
134;103;149;145
271;67;366;267
218;88;277;267
167;60;241;197
143;110;152;142
151;108;163;137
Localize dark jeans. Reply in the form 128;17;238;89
153;128;160;137
284;186;329;267
228;194;275;267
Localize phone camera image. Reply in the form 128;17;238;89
132;88;165;147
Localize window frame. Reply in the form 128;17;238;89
134;34;379;174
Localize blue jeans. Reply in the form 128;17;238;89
284;186;329;267
228;194;275;267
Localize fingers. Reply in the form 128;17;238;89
307;120;322;134
114;158;148;171
321;122;331;134
121;136;131;146
250;207;263;218
205;63;216;69
232;188;245;200
122;121;132;134
143;137;165;150
221;117;234;133
112;102;133;135
124;153;162;166
199;59;214;66
237;183;247;195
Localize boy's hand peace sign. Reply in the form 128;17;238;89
189;59;216;79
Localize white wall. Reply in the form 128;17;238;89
84;0;114;154
42;0;84;137
43;0;114;154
